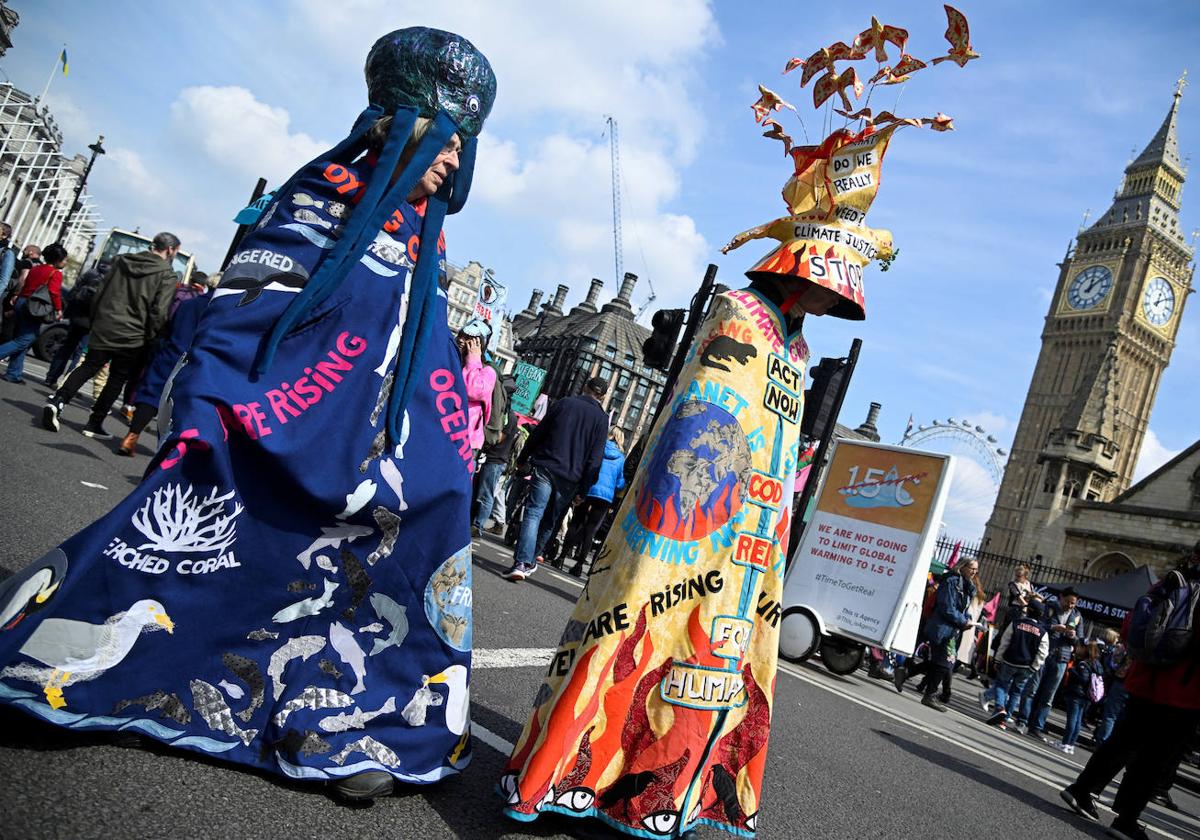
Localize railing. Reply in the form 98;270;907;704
931;535;1098;597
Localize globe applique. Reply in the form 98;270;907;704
636;400;752;540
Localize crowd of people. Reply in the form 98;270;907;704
877;546;1200;840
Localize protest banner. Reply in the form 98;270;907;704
510;361;546;417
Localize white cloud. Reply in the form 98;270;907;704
169;86;328;184
940;456;999;541
1132;429;1182;483
95;147;166;201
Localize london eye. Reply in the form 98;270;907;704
899;418;1009;538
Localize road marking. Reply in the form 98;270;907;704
776;662;1193;840
472;721;515;755
474;648;555;669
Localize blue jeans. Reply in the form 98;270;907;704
0;299;40;381
1095;680;1128;744
46;323;89;384
514;468;572;568
472;460;506;530
987;662;1036;717
1062;696;1087;745
1022;658;1068;730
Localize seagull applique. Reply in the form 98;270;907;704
0;599;174;709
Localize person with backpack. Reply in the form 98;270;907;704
472;375;518;538
0;243;67;383
1047;641;1102;755
44;260;110;389
557;427;627;577
894;558;980;712
981;597;1050;729
1061;541;1200;840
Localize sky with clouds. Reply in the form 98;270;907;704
5;1;1198;539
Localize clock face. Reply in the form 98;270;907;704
1142;276;1176;327
1066;265;1113;310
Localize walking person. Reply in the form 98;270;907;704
0;243;67;383
1;243;39;342
503;376;609;581
44;260;109;389
1047;641;1101;754
472;377;519;538
894;558;980;711
1060;542;1200;840
41;233;180;438
981;598;1050;729
457;319;496;463
558;427;626;576
1017;587;1082;737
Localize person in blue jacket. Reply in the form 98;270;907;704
894;558;979;711
558;428;626;576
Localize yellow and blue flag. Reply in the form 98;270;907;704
60;48;68;77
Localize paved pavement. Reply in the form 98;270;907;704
0;359;1198;840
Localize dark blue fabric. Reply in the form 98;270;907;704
1002;617;1047;668
520;395;609;488
584;440;626;502
133;292;210;409
924;572;975;647
0;128;478;785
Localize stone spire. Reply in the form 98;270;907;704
1060;340;1121;444
1129;72;1186;176
853;402;882;442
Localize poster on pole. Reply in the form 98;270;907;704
474;271;507;354
510;361;547;417
782;439;954;653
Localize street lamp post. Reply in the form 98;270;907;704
57;134;103;242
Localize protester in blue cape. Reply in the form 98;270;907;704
0;27;496;803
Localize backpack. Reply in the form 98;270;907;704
25;284;55;322
1088;669;1105;703
1126;570;1200;668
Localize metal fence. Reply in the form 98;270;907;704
930;536;1098;597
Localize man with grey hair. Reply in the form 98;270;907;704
43;231;181;439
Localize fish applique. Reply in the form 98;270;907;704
360;622;384;634
318;696;396;733
221;652;266;723
379;458;408;512
296;524;373;570
315;556;337;573
319;658;343;679
337;479;377;520
367;507;401;566
329;622;367;695
268;728;332;759
190;679;258;746
368;592;409;656
112;690;191;725
273;686;354;727
340;549;372;621
329;735;401;768
401;683;443;726
273;578;338;624
287;581;318;594
218;680;244;699
268;635;326;700
246;628;279;641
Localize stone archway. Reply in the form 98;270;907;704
1087;551;1136;578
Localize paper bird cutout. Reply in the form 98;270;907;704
783;57;805;74
813;67;864;111
752;85;797;123
761;119;794;155
882;53;927;85
931;5;979;67
834;106;874;121
922;113;955;131
852;16;909;63
799;41;860;87
872;111;923;128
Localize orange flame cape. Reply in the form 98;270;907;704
501;289;807;837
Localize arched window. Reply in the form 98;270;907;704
1087;552;1135;578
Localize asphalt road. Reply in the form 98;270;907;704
1;359;1198;840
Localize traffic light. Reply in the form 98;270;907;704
800;356;847;439
642;308;685;371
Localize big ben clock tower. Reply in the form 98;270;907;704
983;79;1194;566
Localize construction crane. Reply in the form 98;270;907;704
605;115;658;318
604;115;623;288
